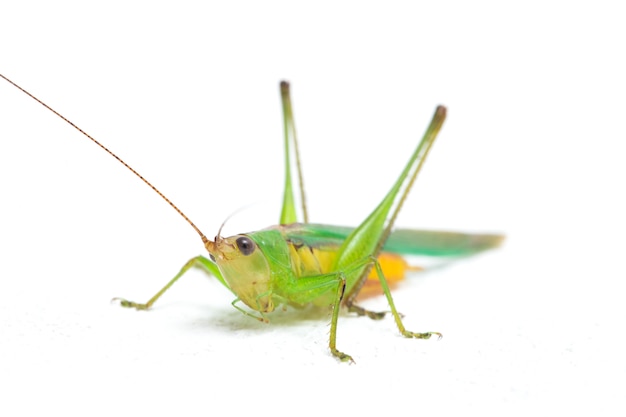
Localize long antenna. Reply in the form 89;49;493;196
0;73;209;245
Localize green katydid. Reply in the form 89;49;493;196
1;74;503;362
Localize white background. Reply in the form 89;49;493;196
1;1;624;415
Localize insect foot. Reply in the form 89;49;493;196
402;331;443;340
347;304;388;320
111;297;151;310
331;348;355;364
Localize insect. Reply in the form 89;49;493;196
1;74;503;362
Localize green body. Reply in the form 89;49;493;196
116;82;502;361
1;73;502;362
235;224;503;308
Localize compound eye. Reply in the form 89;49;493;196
236;236;256;256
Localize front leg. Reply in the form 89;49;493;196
113;255;226;310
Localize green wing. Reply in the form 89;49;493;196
281;223;504;257
382;228;504;256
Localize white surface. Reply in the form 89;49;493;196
1;1;624;415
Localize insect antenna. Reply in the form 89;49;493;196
215;218;228;242
214;205;254;241
0;73;209;246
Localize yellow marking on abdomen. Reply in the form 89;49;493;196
288;242;421;298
